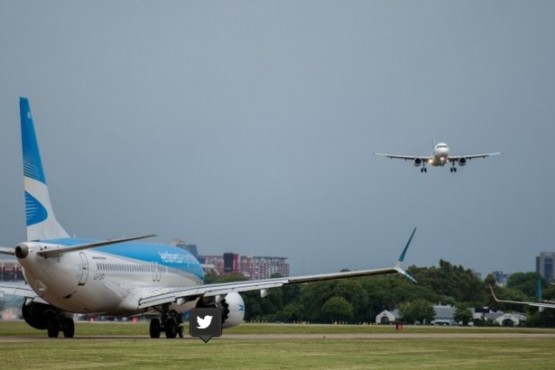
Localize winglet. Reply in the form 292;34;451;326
396;227;416;267
395;227;417;283
489;284;500;302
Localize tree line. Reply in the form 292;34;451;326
206;259;555;327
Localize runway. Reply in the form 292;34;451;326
2;332;555;342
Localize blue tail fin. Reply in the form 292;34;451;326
536;278;543;302
20;97;68;241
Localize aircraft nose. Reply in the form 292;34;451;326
15;244;29;259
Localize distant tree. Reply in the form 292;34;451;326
299;281;336;322
204;272;247;284
398;299;435;324
277;302;304;322
454;304;473;326
321;296;353;323
543;284;555;301
507;272;544;299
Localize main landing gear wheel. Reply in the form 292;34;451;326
149;318;161;338
165;321;178;339
47;317;74;338
62;318;75;338
47;321;59;338
150;306;183;339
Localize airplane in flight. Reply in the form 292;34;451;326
489;283;555;310
374;142;501;173
0;97;417;338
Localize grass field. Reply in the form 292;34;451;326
1;321;554;369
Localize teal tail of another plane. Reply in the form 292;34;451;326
536;278;543;302
20;97;69;241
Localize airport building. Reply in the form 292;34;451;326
536;252;555;282
199;253;290;279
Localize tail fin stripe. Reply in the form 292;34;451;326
25;192;48;226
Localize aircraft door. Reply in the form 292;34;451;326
78;252;89;286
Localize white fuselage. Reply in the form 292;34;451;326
429;142;450;166
18;239;203;315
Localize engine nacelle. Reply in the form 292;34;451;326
21;302;55;330
413;158;422;167
196;292;245;329
221;292;245;328
458;158;467;166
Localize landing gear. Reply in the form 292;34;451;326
46;317;75;338
420;167;427;173
450;167;457;173
47;321;59;338
149;318;161;338
149;306;183;339
62;318;75;338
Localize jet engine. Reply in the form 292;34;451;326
413;158;422;167
21;301;75;337
22;302;52;330
196;292;245;328
458;158;467;166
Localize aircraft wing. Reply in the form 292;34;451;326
489;285;555;309
138;228;418;309
373;153;430;161
0;281;48;304
138;266;413;309
448;152;501;162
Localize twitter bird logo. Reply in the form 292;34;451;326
196;315;213;329
190;308;221;342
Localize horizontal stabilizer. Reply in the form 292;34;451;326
0;247;15;256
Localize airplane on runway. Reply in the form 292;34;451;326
374;142;501;173
0;97;417;338
489;283;555;310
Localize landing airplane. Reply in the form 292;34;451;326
489;284;555;310
0;97;417;338
374;142;501;173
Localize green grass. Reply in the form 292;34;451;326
1;321;554;369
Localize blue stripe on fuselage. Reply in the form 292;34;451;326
43;238;204;281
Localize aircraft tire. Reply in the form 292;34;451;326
165;321;178;339
150;319;161;338
47;322;59;338
62;318;75;338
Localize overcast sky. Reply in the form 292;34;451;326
1;1;554;277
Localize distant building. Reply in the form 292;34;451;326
536;252;555;282
199;253;289;279
239;256;289;279
201;255;226;275
494;313;526;327
0;259;24;281
491;271;509;286
375;310;399;324
223;253;239;274
171;240;199;259
432;304;456;325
